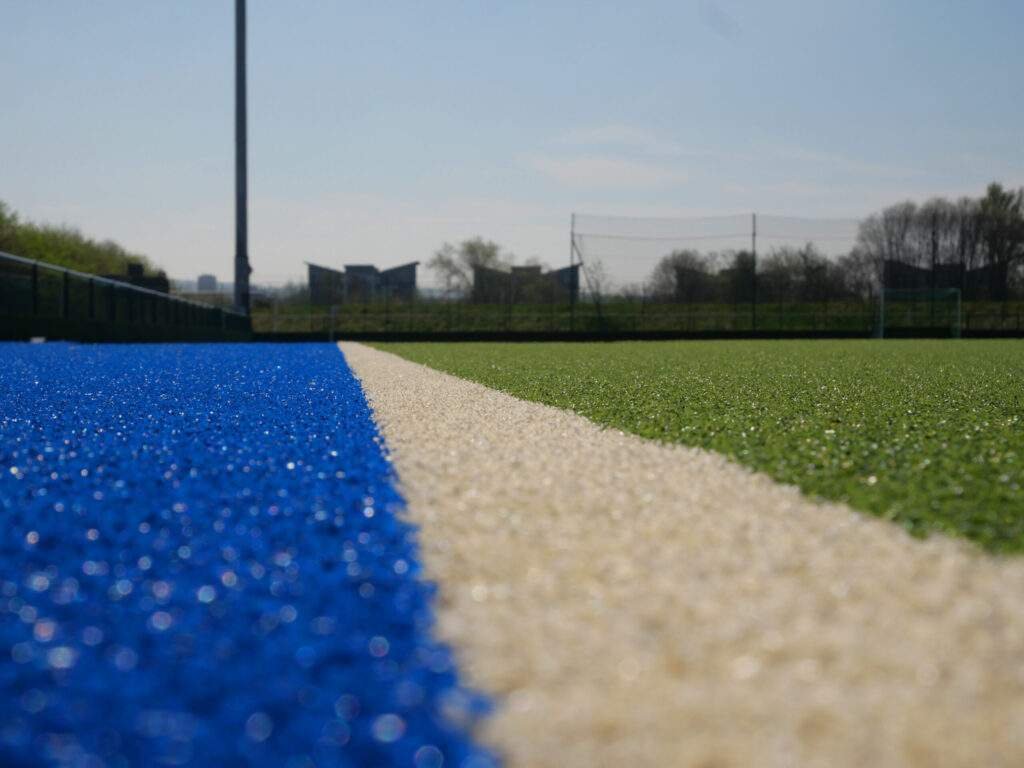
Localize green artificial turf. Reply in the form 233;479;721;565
376;340;1024;554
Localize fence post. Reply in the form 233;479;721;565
506;272;513;331
751;212;757;332
550;277;556;332
876;290;886;339
31;263;39;315
62;270;70;320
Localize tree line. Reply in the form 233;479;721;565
0;200;164;278
646;183;1024;304
428;237;537;294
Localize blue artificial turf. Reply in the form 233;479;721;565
0;343;495;768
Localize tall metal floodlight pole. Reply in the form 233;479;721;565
234;0;252;315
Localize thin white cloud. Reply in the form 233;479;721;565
722;180;837;200
770;146;924;180
558;125;759;167
559;125;685;157
521;153;688;189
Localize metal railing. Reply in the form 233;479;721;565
0;251;250;341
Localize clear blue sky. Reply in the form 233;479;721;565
3;1;1022;283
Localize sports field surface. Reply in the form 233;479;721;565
343;341;1024;768
5;339;1024;768
0;343;493;767
377;339;1024;553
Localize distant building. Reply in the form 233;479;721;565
197;274;218;292
307;261;418;305
308;264;346;305
471;264;579;304
102;262;169;294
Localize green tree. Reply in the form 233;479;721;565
978;183;1024;302
979;185;1024;261
648;249;712;301
0;199;163;278
428;237;512;294
0;201;18;252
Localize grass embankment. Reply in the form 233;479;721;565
377;340;1024;553
0;199;162;277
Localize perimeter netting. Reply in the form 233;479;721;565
571;213;862;296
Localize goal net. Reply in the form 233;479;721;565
878;288;962;338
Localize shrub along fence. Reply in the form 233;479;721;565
0;251;250;342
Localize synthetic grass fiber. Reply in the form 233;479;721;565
346;342;1024;768
0;342;493;767
378;339;1024;553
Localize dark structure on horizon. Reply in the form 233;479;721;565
471;264;579;304
307;261;419;305
883;259;1008;301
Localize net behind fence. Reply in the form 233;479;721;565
569;212;870;333
571;212;861;294
163;211;1021;338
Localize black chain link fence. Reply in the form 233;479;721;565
1;251;250;342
